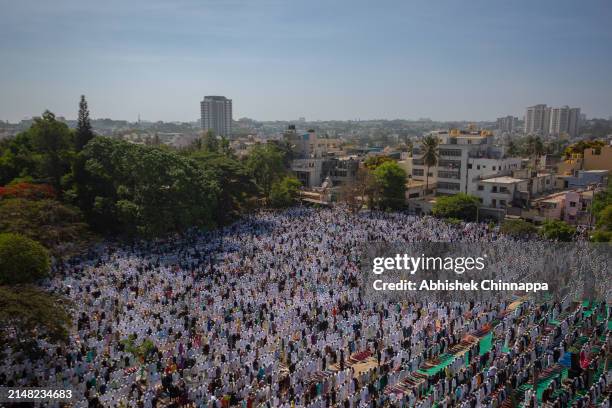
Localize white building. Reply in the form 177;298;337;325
525;104;550;135
200;96;232;137
496;116;519;133
474;172;556;210
412;129;521;196
524;104;581;137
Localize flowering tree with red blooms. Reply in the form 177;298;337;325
0;182;56;200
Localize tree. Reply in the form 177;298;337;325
506;139;520;157
0;286;71;346
28;111;74;192
500;219;537;238
269;176;301;208
0;198;91;256
340;167;375;214
75;137;218;237
525;135;544;158
202;130;219;153
0;233;50;285
564;139;605;159
189;151;258;224
420;135;439;194
363;156;393;170
0;182;56;200
432;193;480;221
75;95;94;151
372;161;407;210
540;220;576;242
245;144;288;197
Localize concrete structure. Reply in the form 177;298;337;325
496;116;519;133
524;104;581;137
474;176;527;209
200;96;232;137
525;104;550;135
549;106;581;137
557;169;608;189
283;127;357;189
521;189;595;226
564;190;594;225
559;146;612;175
474;171;556;214
412;129;521;196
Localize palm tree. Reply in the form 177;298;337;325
420;135;439;195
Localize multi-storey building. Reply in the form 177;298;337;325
496;116;519;133
525;104;550;135
524;104;581;137
283;126;357;189
200;96;232;137
411;129;521;196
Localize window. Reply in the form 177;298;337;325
477;185;484;191
500;187;509;193
492;186;498;193
438;171;460;179
412;169;424;176
468;164;473;169
439;149;461;157
569;201;577;207
492;166;496;171
492;199;497;207
409;193;420;199
437;182;460;191
499;200;506;207
477;165;481;170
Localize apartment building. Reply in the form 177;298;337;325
524;104;581;137
283;127;357;189
412;129;521;196
200;96;232;137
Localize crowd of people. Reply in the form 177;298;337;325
0;207;609;407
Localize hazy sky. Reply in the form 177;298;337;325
1;0;611;122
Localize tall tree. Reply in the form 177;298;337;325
372;161;407;210
245;144;288;197
28;111;74;192
75;95;94;151
421;135;439;194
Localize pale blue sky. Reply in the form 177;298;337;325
1;0;611;122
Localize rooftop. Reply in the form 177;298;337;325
480;176;524;184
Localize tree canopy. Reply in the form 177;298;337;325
0;198;91;255
269;176;301;208
245;144;289;197
73;137;218;236
0;233;50;285
540;220;576;242
372;161;407;210
432;193;480;221
500;219;537;238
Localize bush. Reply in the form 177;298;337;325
432;193;480;221
540;220;576;242
269;176;301;208
0;233;50;284
590;229;612;242
500;219;537;238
